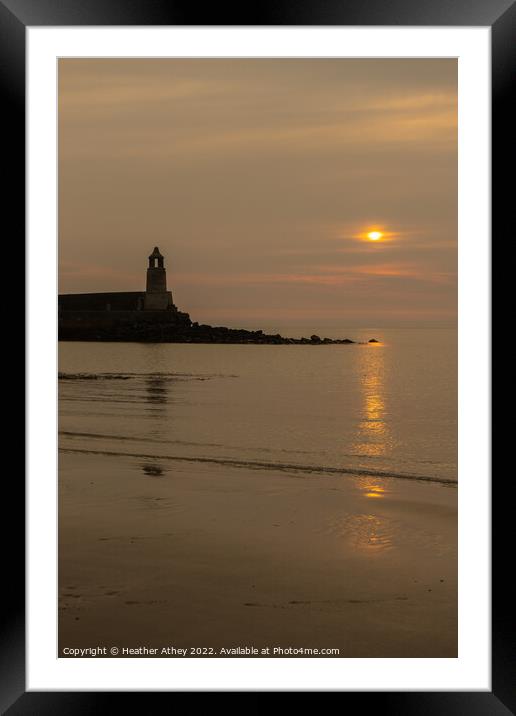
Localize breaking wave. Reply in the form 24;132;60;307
59;446;456;486
58;371;238;381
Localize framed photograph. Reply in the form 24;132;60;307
5;0;509;708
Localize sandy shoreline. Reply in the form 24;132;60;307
59;451;457;657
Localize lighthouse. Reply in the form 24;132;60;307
144;246;174;310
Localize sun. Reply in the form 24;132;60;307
353;226;394;243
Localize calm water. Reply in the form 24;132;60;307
58;328;457;483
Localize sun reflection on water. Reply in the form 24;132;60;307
352;344;392;458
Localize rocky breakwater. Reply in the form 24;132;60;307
59;315;378;345
178;325;361;344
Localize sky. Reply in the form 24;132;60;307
59;59;457;328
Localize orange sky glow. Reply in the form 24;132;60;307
59;59;457;327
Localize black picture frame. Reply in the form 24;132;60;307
4;0;510;709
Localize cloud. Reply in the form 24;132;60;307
58;58;457;325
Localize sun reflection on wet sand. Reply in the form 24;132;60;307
364;487;385;498
355;475;390;500
332;513;394;554
328;473;395;554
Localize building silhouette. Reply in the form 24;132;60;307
145;247;173;310
58;247;355;344
58;247;191;339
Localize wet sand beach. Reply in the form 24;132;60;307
59;450;457;657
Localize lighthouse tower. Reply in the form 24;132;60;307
144;246;174;310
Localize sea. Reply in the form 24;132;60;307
58;327;457;485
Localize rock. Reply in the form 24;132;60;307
368;338;379;343
59;313;364;345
